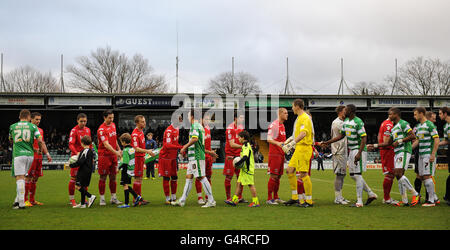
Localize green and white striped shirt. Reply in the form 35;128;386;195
340;116;367;151
188;122;205;161
414;120;439;156
444;122;450;141
388;119;412;155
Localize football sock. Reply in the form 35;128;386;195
128;187;137;198
30;181;36;202
267;177;275;200
16;179;25;207
351;175;364;204
170;179;178;196
399;176;418;196
383;175;394;201
124;189;129;205
225;177;232;200
398;179;407;203
334;174;345;200
302;175;312;203
98;179;106;196
297;178;305;195
180;178;193;203
274;178;280;200
252;197;259;205
200;177;214;202
287;173;298;200
163;179;170;197
69;179;76;196
109;179;117;194
133;181;142;196
25;180;30;202
424;178;435;203
414;178;422;195
195;179;203;198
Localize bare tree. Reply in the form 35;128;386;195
67;46;167;93
389;57;450;95
350;81;389;95
4;66;60;92
205;71;262;95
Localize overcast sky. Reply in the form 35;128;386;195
1;0;449;94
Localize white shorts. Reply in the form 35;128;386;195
332;154;347;175
348;150;367;175
187;159;206;178
418;154;436;177
394;152;411;170
13;156;34;177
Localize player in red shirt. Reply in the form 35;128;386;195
195;113;219;204
158;115;183;204
224;111;247;204
131;115;155;204
368;117;397;204
68;113;92;206
266;108;288;205
97;110;122;206
24;112;52;207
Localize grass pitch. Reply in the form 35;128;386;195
0;168;448;230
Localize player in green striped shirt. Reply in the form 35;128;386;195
438;107;450;205
373;108;419;206
9;109;48;209
322;104;377;207
412;107;440;207
172;109;216;208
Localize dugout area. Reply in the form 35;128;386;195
0;93;448;169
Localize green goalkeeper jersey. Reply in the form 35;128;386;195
340;116;367;151
9;121;41;158
414;120;439;156
389;119;413;155
188;121;205;161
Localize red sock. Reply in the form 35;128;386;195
163;179;170;197
133;181;142;196
274;178;280;200
225;178;232;200
30;181;37;203
383;175;393;201
268;177;275;200
170;180;177;195
109;179;117;194
297;178;305;195
195;179;203;199
69;179;76;196
98;179;106;196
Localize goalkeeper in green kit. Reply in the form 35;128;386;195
228;130;260;207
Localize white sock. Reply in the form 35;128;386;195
16;179;25;207
200;177;214;202
100;195;105;201
424;178;435;203
351;175;364;204
165;196;171;201
111;193;117;199
69;195;74;200
180;178;193;203
171;194;177;201
399;176;418;196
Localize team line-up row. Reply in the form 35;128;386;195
8;102;450;209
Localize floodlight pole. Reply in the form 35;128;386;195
60;54;65;93
338;58;345;96
391;58;398;95
0;53;4;92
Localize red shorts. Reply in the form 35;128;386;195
28;158;43;178
268;154;284;176
223;156;240;177
134;156;145;177
98;154;118;176
159;158;178;177
380;149;395;175
205;156;213;177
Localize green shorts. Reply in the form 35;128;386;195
237;171;254;186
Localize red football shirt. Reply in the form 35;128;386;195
97;122;118;156
225;122;244;156
33;127;44;159
378;119;394;151
159;124;182;159
131;127;146;157
268;119;286;156
69;125;92;156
